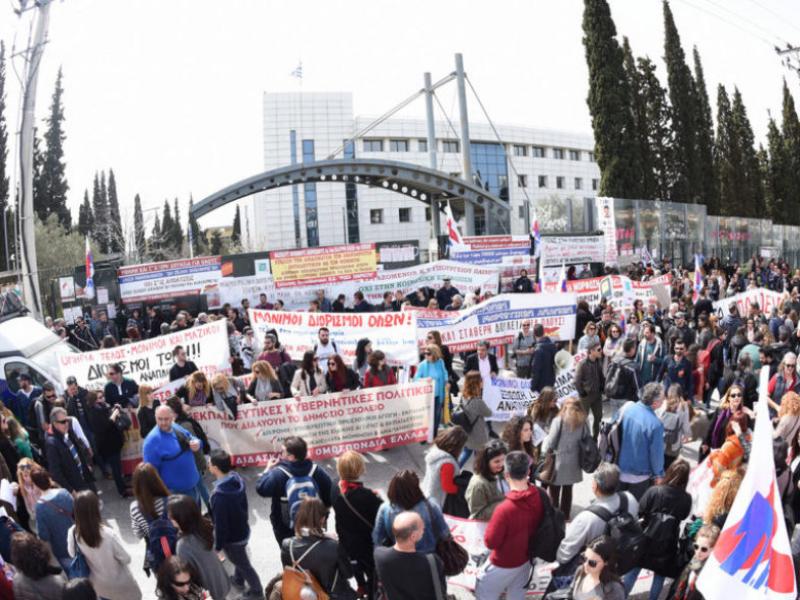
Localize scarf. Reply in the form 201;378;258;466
710;408;732;449
338;480;363;495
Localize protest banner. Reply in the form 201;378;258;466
539;235;605;268
544;274;670;311
118;256;222;303
411;293;577;352
712;288;785;319
595;197;618;265
186;381;435;466
57;320;231;390
248;309;418;366
269;243;377;288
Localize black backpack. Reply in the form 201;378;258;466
640;512;682;577
587;493;645;573
529;486;566;563
603;361;625;398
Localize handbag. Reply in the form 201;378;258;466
579;424;601;473
442;471;472;518
113;407;132;431
537;419;562;484
424;501;468;577
450;398;479;433
68;531;91;579
281;539;330;600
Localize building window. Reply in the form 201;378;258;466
425;207;431;221
553;148;565;160
517;174;528;188
389;139;409;152
538;175;548;188
363;139;383;152
513;144;528;157
574;177;583;190
399;208;411;222
587;151;595;162
533;146;546;158
302;139;319;247
343;140;360;243
442;140;460;153
592;178;599;191
370;209;383;224
569;149;581;161
418;139;428;152
518;205;525;218
556;176;565;189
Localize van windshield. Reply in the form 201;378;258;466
30;338;79;383
0;292;24;319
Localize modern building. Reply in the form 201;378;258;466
245;92;601;254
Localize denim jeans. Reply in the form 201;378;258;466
623;567;665;600
458;447;474;468
224;541;262;594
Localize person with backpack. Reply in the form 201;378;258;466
168;494;231;600
621;460;692;600
208;449;262;599
142;406;202;503
576;341;605;439
657;384;692;469
474;451;543;600
452;371;493;468
129;462;176;575
256;435;333;547
617;382;665;500
314;327;338;374
604;339;640;417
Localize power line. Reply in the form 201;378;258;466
671;0;777;49
741;0;800;37
696;0;790;46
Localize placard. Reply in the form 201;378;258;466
713;288;785;319
595;197;618;265
539;235;605;268
269;243;377;288
58;277;76;302
118;256;222;303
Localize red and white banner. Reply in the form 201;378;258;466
712;288;786;319
118;256;222;303
544;274;671;311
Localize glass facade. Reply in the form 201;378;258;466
289;130;301;247
302;139;319;247
471;142;509;234
343;140;360;243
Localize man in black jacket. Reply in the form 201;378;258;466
69;316;98;352
169;345;198;382
531;324;557;392
464;341;499;381
45;407;95;493
103;363;139;408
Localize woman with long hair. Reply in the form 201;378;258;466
502;415;536;474
290;350;328;396
421;426;468;510
424;330;457;390
578;322;601;353
168;495;230;600
709;412;752;485
372;470;449;553
68;490;142;599
570;536;625;600
155;556;208;600
5;416;31;459
668;525;720;600
31;467;73;573
246;360;284;401
658;384;692;469
10;532;65;599
182;371;211;408
209;373;247;419
704;469;742;527
129;462;172;572
775;391;800;444
701;384;752;459
768;352;800;416
603;324;624;375
325;354;361;393
136;385;157;439
362;350;397;389
354;338;373;384
456;371;493;467
543;397;588;518
14;458;41;532
414;344;448;434
465;440;509;521
281;498;358;599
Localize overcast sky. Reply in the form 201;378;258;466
1;0;798;231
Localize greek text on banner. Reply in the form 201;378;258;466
269;243;377;288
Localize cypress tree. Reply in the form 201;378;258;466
232;205;242;246
161;200;174;253
107;169;123;253
91;172;108;252
172;198;183;252
582;0;643;198
77;190;93;236
782;80;800;224
622;38;651;199
0;42;9;270
766;116;790;222
663;0;699;203
133;194;145;259
637;56;674;202
210;230;223;255
39;68;70;229
32;130;47;223
150;213;161;259
692;46;718;213
757;144;774;220
731;88;763;218
714;85;743;216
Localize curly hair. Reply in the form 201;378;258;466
11;532;62;579
530;387;559;427
501;416;535;457
779;391;800;418
704;469;743;525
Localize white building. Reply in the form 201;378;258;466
246;92;601;253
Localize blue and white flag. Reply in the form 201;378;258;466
84;237;95;300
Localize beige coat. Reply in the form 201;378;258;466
68;524;142;600
291;368;329;396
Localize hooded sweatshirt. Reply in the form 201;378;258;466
210;471;250;549
484;485;543;568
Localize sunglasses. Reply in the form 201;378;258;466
54;419;69;425
787;364;797;369
694;544;710;553
172;578;191;588
19;464;32;470
328;362;336;366
729;393;742;398
44;394;56;400
585;558;599;568
424;352;432;356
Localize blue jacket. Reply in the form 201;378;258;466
618;402;665;479
415;359;447;400
142;424;200;492
372;499;449;554
211;472;250;549
658;355;693;395
531;337;557;392
35;489;74;563
9;387;41;428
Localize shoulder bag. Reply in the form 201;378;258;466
537;419;562;484
281;538;330;600
423;500;468;576
67;530;91;579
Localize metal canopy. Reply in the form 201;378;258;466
191;158;510;220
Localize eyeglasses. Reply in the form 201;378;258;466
424;352;432;356
787;364;797;369
19;464;32;470
328;362;336;366
693;544;710;553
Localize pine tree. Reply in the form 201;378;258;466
106;169;124;253
77;190;93;236
133;194;145;259
637;56;674;202
188;196;203;256
210;230;223;255
171;198;183;252
38;68;70;229
663;0;699;203
782;80;800;225
714;85;744;216
232;205;242;246
91;172;108;252
692;46;718;213
731;88;763;217
582;0;643;198
766;116;790;222
0;42;9;270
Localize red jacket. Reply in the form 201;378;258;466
484;485;543;568
363;368;397;388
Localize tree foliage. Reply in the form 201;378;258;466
35;69;71;229
692;47;718;212
77;190;93;237
133;194;145;260
106;169;124;253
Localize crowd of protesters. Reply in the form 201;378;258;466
1;253;799;599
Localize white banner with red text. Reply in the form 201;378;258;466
248;309;418;366
410;293;577;352
712;288;786;319
56;320;231;391
544;274;671;311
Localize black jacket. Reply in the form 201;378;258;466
45;428;94;493
280;535;357;599
464;352;498;376
103;379;139;409
137;404;157;439
638;484;692;576
326;368;360;392
513;276;533;293
69;326;98;352
531;337;557;392
169;361;198;382
87;403;125;459
332;482;383;571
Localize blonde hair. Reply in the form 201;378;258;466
16;457;39;484
425;344;443;361
559;397;587;430
252;360;277;382
720;384;744;410
337;450;366;481
186;371;211;400
779;391;800;418
210;373;231;393
138;385;154;408
704;469;742;524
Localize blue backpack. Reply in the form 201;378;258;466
278;465;319;527
146;503;178;572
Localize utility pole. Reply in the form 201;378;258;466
424;72;440;262
777;45;800;79
17;0;53;318
455;53;475;236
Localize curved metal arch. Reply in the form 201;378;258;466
191;158;510;219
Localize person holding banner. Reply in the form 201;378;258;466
326;355;361;393
414;345;449;435
290;351;328;397
362;351;397;389
246;361;284;402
